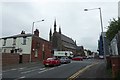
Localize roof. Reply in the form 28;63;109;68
1;33;33;39
63;45;76;49
61;33;77;49
61;34;75;44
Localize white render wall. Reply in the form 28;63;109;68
2;36;32;54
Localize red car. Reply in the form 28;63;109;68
72;56;83;61
43;57;61;67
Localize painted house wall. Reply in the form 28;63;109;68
2;36;32;54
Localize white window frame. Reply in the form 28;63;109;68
3;39;6;46
23;37;26;45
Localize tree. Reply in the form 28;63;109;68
106;18;120;41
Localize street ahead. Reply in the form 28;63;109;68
2;59;110;80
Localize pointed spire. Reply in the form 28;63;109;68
54;19;57;32
75;40;76;45
49;28;52;35
59;26;61;34
49;28;52;41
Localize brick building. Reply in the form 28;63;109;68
1;29;52;66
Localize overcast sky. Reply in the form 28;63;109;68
1;0;119;52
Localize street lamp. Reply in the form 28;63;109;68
84;8;103;32
32;19;44;35
30;19;44;62
84;8;106;60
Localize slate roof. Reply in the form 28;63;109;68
60;33;77;49
61;34;75;44
1;33;33;39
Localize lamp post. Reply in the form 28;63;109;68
84;8;103;32
32;19;44;35
84;8;106;60
30;19;44;62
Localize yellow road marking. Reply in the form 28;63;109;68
67;62;99;80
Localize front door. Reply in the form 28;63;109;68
19;55;23;63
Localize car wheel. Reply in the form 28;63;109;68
45;65;47;67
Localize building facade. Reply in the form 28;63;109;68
1;29;52;66
98;34;104;57
49;19;77;55
110;31;120;56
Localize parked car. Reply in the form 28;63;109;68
43;57;61;67
60;57;71;64
72;56;83;61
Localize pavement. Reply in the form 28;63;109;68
77;60;112;79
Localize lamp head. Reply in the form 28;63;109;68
42;19;44;21
84;9;88;11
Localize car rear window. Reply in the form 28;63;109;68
47;58;53;60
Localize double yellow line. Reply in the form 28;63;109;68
67;62;99;80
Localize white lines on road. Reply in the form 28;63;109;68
38;67;55;74
21;68;46;74
40;68;45;70
0;73;2;76
3;68;17;72
11;68;17;70
21;69;39;74
38;69;48;74
19;76;26;79
14;76;26;80
19;67;25;70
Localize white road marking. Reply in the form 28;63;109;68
19;67;25;70
0;74;2;76
14;76;26;80
38;69;48;74
48;67;55;70
23;66;40;70
11;68;17;70
3;68;17;72
38;67;55;74
58;64;67;67
40;68;46;70
19;76;26;78
21;68;41;74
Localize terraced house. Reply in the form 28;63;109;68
1;29;52;66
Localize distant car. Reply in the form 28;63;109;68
72;56;83;61
43;57;61;67
60;57;71;64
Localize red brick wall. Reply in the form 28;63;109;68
2;53;30;66
2;53;19;66
111;56;120;78
31;36;52;62
22;54;30;63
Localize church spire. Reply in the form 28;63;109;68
59;26;61;34
54;19;57;32
49;28;52;41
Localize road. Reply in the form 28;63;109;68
2;59;106;80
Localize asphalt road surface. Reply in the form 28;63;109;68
2;59;107;80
